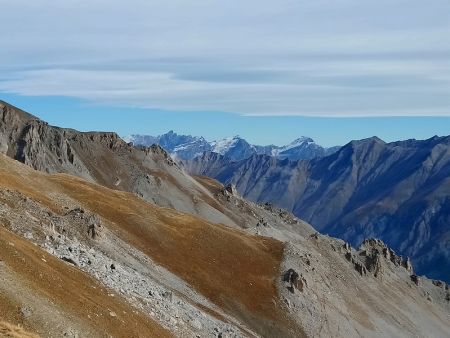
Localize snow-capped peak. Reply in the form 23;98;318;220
210;136;241;155
288;137;315;147
126;131;337;161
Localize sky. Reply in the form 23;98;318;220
1;0;450;146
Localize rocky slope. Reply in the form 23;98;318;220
186;136;450;283
126;131;338;161
1;153;449;338
0;100;271;230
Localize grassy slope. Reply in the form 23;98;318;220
0;228;171;338
0;154;301;337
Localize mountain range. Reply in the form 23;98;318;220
1;100;450;338
186;136;450;283
125;131;339;161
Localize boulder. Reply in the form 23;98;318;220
411;275;421;286
224;184;236;195
283;268;302;293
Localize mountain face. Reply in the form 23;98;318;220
125;131;213;160
2;152;450;338
1;100;450;338
186;136;450;283
126;131;338;161
271;137;340;160
209;136;257;161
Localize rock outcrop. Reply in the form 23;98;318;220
342;238;415;280
283;268;306;293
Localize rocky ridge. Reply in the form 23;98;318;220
185;135;450;283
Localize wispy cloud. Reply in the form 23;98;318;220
1;0;449;116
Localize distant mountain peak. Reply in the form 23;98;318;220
126;131;338;161
354;136;385;144
290;136;314;145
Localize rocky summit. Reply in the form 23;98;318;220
0;101;450;338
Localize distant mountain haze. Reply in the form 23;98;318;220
125;131;339;161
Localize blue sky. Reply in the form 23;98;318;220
4;93;450;147
1;1;450;146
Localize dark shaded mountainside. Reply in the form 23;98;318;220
1;100;450;338
186;136;450;282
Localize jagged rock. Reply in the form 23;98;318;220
432;280;445;288
355;262;367;276
296;277;306;292
310;232;319;240
403;258;413;274
283;296;291;308
345;252;354;263
66;208;104;240
362;238;413;275
283;269;301;293
256;218;268;227
221;184;237;196
411;275;421;286
149;145;177;166
87;214;103;240
66;207;85;216
263;202;274;211
343;242;351;252
162;291;173;302
258;202;300;225
367;253;383;278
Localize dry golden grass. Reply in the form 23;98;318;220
0;322;40;338
193;175;224;194
0;228;171;338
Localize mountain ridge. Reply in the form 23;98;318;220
186;134;450;282
126;131;339;161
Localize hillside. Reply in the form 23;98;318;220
0;100;286;231
1;101;450;337
186;136;450;282
1;153;450;337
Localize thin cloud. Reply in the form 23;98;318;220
0;0;449;116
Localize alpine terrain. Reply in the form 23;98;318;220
0;101;449;338
186;136;450;283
